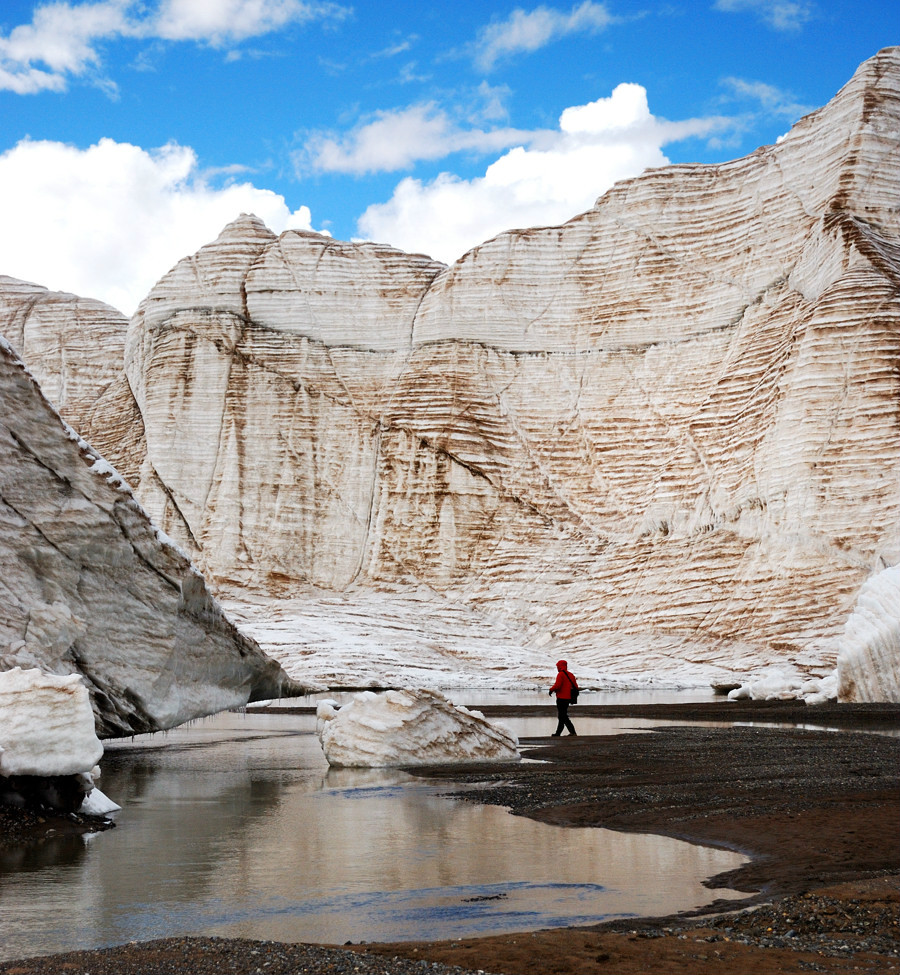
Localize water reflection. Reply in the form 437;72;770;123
0;833;90;874
0;712;746;962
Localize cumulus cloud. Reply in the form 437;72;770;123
0;0;348;93
0;137;319;314
713;0;815;31
472;2;614;72
357;83;731;264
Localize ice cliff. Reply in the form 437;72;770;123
2;49;898;696
0;338;300;736
0;275;146;487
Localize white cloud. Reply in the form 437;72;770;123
476;81;513;122
299;103;542;175
396;61;430;85
720;76;814;118
154;0;347;44
370;36;417;59
0;0;348;93
713;0;815;31
472;1;614;72
0;137;319;314
0;0;131;93
357;83;731;264
0;63;65;94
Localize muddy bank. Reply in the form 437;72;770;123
0;804;115;852
358;876;900;975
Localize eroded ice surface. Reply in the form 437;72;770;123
727;564;900;705
838;565;900;703
727;668;838;705
0;667;103;776
316;688;520;767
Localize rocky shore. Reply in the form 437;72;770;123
0;699;897;975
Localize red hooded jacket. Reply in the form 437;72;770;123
550;660;578;700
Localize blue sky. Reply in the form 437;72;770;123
0;0;895;314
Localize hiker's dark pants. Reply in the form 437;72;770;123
555;699;576;735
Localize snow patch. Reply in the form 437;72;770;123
316;688;520;768
88;456;130;492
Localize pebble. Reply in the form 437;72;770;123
0;938;494;975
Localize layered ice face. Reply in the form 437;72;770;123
316;688;520;767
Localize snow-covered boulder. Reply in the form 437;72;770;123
316;689;520;768
837;565;900;703
727;668;838;705
0;668;103;777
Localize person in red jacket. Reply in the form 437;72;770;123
548;659;578;736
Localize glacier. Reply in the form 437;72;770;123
1;50;898;704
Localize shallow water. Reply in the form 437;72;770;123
0;711;748;962
294;687;720;708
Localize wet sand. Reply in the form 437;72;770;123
1;699;898;974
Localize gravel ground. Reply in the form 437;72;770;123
688;879;900;957
0;937;492;975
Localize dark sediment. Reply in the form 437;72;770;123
0;803;115;850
